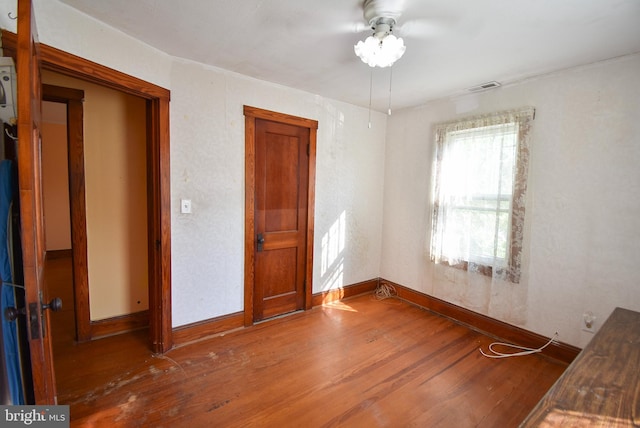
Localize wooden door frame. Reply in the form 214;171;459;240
2;30;173;354
243;106;317;326
41;84;91;342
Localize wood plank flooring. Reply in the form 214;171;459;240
44;255;566;427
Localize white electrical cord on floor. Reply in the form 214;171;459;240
479;332;559;359
374;282;397;300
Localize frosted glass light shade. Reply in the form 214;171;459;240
354;34;406;68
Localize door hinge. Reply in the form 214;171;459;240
307;143;310;156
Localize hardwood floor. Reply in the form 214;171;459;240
44;254;566;427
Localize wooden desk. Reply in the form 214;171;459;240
520;307;640;427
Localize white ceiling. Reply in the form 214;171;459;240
57;0;640;112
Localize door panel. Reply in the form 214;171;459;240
256;248;298;319
253;119;309;321
263;133;300;231
16;0;58;403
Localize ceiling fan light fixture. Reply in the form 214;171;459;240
354;33;406;68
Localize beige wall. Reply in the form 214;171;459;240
42;70;149;321
41;107;72;251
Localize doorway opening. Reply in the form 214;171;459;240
42;77;150;343
1;30;173;360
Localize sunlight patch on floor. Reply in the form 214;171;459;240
322;301;358;312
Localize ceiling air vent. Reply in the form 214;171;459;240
467;81;501;93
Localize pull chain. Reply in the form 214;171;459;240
368;68;373;128
388;66;393;116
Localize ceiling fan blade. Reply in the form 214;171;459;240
353;22;371;33
396;19;450;38
300;21;370;38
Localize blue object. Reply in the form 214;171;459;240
0;159;24;405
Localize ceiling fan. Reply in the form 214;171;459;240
351;0;448;120
353;0;446;68
361;0;405;31
354;0;406;67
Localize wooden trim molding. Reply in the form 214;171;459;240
41;83;84;103
44;250;72;260
305;122;317;312
173;281;376;347
382;278;581;364
1;31;169;100
172;312;245;348
42;83;92;344
3;29;173;353
243;111;256;327
243;105;318;130
90;311;149;340
311;279;379;307
147;96;173;353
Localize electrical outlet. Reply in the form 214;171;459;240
582;311;596;333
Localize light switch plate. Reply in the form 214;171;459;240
180;199;192;214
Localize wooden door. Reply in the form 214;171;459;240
244;106;317;324
16;0;58;403
254;119;308;320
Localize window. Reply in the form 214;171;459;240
430;108;535;283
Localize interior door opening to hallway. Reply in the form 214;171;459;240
41;75;150;344
3;1;172;402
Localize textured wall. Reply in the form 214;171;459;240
169;59;386;326
382;54;640;348
16;0;386;327
10;0;635;345
29;0;172;89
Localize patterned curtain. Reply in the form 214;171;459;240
430;107;535;284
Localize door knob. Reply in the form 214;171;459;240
4;297;62;322
42;297;62;312
4;306;25;322
257;233;265;252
